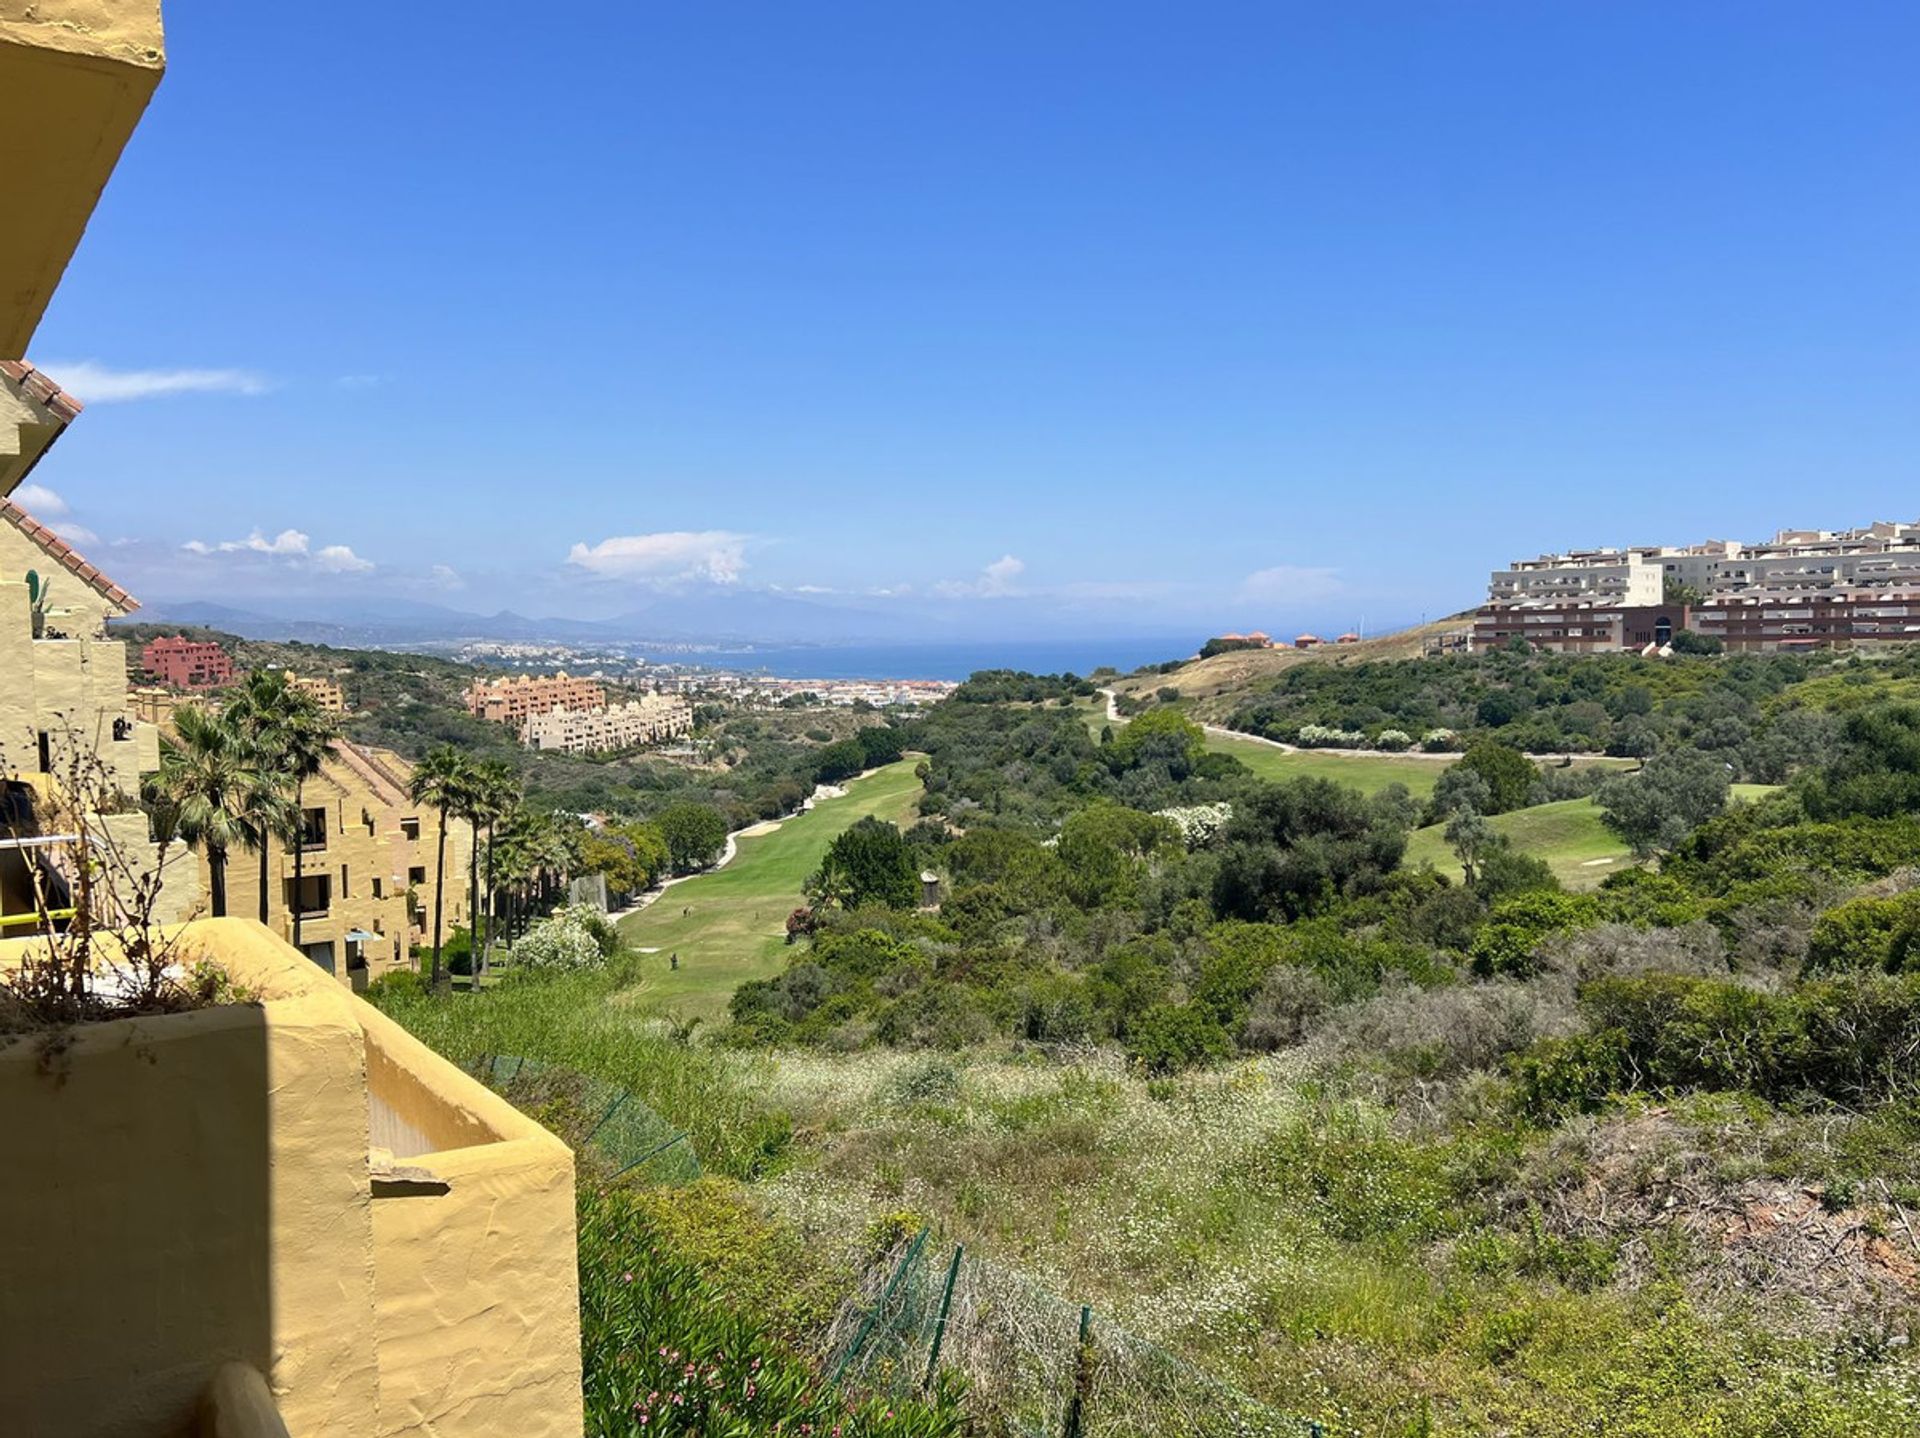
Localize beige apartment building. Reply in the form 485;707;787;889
287;668;348;714
0;373;199;933
0;10;582;1433
202;739;474;989
524;693;694;754
464;670;605;726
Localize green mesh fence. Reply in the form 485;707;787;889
466;1054;702;1187
828;1232;1321;1438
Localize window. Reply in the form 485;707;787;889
299;807;328;849
287;875;331;917
372;877;383;899
408;866;426;886
340;864;350;897
400;818;421;842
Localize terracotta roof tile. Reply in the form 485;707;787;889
0;497;139;613
0;360;84;423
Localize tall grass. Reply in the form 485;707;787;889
376;958;791;1177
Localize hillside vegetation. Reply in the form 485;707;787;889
377;648;1920;1437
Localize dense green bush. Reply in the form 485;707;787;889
1512;971;1920;1114
1805;891;1920;974
1125;1001;1234;1071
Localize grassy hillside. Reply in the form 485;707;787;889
616;758;925;1019
1403;783;1780;887
1111;614;1477;718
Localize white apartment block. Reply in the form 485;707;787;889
1491;523;1920;606
523;694;693;755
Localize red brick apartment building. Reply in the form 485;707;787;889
463;671;607;727
1473;604;1690;654
141;634;234;689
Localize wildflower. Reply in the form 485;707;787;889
621;1272;634;1283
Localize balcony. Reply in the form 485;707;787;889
0;918;583;1436
0;2;165;367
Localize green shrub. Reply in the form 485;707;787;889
1805;891;1920;974
514;906;613;974
1470;892;1600;977
1125;1001;1233;1071
365;967;428;1002
1508;1029;1632;1118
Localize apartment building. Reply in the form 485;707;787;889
0;381;199;933
203;739;474;989
1480;520;1920;652
1488;550;1666;608
524;693;694;754
1473;601;1689;655
464;670;606;726
141;633;234;689
287;668;347;713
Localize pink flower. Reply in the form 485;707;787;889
621;1272;634;1283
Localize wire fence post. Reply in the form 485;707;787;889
1062;1304;1093;1438
921;1243;964;1391
831;1228;929;1384
583;1090;630;1145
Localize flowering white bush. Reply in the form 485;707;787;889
1373;729;1413;752
1296;723;1367;749
1420;728;1462;752
1156;801;1232;847
513;905;610;973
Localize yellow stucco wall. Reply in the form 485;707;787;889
0;919;584;1437
0;0;164;358
354;1002;585;1438
0;927;381;1437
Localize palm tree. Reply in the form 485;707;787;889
228;670;337;937
149;705;269;919
454;760;509;992
409;746;472;992
472;759;520;983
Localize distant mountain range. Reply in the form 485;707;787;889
129;588;1004;648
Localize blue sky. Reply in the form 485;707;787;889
24;2;1920;640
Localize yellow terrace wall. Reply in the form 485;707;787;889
0;926;381;1437
0;919;582;1438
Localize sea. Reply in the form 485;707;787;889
620;637;1197;683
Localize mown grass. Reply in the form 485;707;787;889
616;758;925;1020
1402;784;1779;889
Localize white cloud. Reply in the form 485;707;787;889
429;564;465;590
566;530;748;584
1239;564;1341;603
12;483;99;545
181;526;373;574
35;359;269;404
934;553;1025;599
12;482;69;517
334;373;386;389
314;544;374;574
